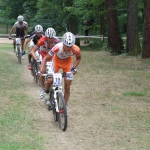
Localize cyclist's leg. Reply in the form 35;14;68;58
64;79;72;105
39;75;45;99
21;38;25;51
62;59;73;105
28;45;34;69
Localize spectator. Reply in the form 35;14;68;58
83;20;89;44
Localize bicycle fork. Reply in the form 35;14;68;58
53;86;63;113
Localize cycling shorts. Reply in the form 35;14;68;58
52;55;72;73
29;40;34;47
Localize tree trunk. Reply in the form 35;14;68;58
68;17;80;47
142;0;150;58
126;0;141;55
106;0;123;53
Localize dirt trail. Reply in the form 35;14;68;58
14;53;100;150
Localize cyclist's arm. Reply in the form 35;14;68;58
9;27;15;37
23;38;30;51
25;26;29;36
40;53;53;73
30;45;39;60
73;54;81;68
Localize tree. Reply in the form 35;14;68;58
126;0;141;55
142;0;150;58
106;0;123;53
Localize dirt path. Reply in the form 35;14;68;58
0;38;12;44
14;51;101;150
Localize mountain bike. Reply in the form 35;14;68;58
39;62;73;131
9;36;29;64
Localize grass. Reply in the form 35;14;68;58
0;43;150;150
0;45;44;150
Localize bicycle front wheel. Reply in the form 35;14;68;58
57;92;67;131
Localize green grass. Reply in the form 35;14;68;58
0;45;44;150
123;89;148;97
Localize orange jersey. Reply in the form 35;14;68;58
49;42;81;60
49;42;81;72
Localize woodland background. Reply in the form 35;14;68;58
0;0;150;58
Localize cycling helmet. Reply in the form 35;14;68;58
62;32;75;46
45;28;56;38
35;25;43;33
17;15;24;22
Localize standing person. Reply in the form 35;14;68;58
23;24;44;69
31;27;60;101
83;20;89;44
40;32;81;108
9;15;28;52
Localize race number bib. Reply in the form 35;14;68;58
15;38;21;44
53;73;62;86
66;72;73;80
46;62;53;73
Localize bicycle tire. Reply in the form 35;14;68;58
57;92;67;131
17;47;21;64
50;89;59;121
36;61;40;85
32;60;37;83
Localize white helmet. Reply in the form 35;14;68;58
45;28;56;38
35;25;43;33
62;32;75;46
17;15;24;21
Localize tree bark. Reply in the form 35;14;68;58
68;17;80;47
142;0;150;58
106;0;123;53
126;0;141;55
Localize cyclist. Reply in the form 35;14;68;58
40;32;81;107
23;24;44;69
9;15;28;52
31;27;60;102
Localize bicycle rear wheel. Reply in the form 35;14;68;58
50;89;59;121
17;47;21;64
57;92;67;131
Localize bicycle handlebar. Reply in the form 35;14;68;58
37;72;67;77
8;35;30;40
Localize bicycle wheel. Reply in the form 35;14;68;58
32;60;37;83
57;92;67;131
50;89;59;121
30;59;34;76
36;61;40;85
17;47;21;64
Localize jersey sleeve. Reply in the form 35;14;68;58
72;45;81;56
36;38;45;48
49;45;59;56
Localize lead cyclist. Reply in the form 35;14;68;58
9;15;28;53
40;32;81;113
